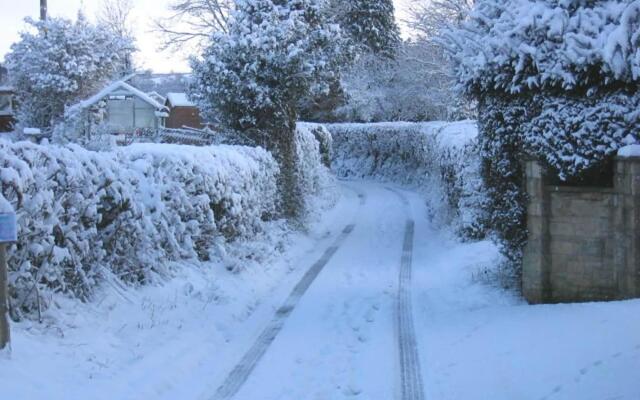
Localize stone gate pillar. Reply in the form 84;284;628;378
522;159;551;303
614;155;640;298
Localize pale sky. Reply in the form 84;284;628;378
0;0;412;73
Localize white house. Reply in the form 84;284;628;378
67;80;169;137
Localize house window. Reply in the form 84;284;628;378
0;94;12;115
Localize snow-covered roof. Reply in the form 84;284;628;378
0;86;13;92
166;92;195;107
67;80;168;115
147;91;166;104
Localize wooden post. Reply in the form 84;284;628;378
40;0;48;21
0;244;10;351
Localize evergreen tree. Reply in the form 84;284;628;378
333;0;401;57
5;13;133;130
446;0;640;278
191;0;345;218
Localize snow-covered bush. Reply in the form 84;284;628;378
445;0;640;177
5;14;133;130
447;0;640;96
327;121;486;236
294;124;337;219
299;122;333;167
446;0;640;278
0;140;279;319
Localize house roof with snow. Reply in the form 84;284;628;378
147;91;166;105
166;92;195;108
67;80;169;115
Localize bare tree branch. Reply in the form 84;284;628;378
154;0;233;52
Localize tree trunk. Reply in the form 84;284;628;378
274;115;303;221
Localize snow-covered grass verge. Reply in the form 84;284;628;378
0;125;335;321
412;225;640;400
325;120;486;237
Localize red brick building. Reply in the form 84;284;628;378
165;93;203;130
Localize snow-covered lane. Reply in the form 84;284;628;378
227;181;414;400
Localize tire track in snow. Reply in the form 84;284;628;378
397;220;425;400
388;187;425;400
211;190;364;400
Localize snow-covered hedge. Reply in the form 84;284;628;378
0;140;279;319
294;123;337;218
326;121;486;236
447;0;640;95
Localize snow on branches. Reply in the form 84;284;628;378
447;0;640;94
5;14;134;130
332;0;401;57
445;0;640;274
190;0;346;135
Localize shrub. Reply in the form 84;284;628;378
0;141;279;319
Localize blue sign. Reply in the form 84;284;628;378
0;213;17;243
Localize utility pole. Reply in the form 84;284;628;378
40;0;47;21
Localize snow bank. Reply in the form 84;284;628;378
0;139;279;319
326;120;485;236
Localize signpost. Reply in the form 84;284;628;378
0;212;17;351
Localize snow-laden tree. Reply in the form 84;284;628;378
330;0;400;57
191;0;346;218
406;0;474;42
446;0;640;275
335;40;470;122
5;13;133;130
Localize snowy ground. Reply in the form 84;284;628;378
1;181;639;400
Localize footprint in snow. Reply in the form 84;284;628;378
342;384;362;397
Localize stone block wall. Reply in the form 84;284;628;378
523;157;640;303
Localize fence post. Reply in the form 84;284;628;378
0;211;17;352
0;243;10;351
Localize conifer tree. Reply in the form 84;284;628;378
334;0;401;57
191;0;345;218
